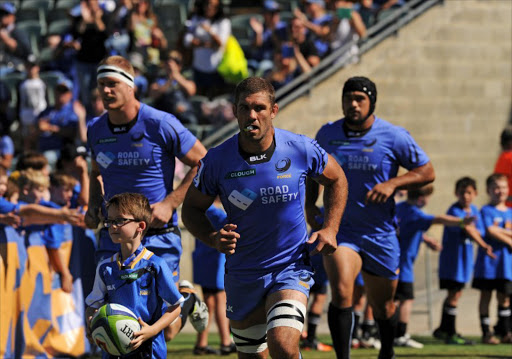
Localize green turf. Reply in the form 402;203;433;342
90;334;512;358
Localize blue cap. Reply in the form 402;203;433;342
57;78;73;91
263;0;280;12
0;2;16;15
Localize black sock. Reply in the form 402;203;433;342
362;319;377;339
328;304;353;359
353;311;362;340
306;312;320;342
496;305;511;336
440;303;457;335
396;321;407;338
180;293;196;329
376;314;397;359
480;315;491;336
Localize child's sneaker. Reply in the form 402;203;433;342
482;333;500;344
394;333;424;348
500;332;512;343
179;280;209;333
433;327;449;340
445;333;474;345
220;343;236;355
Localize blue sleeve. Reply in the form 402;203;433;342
393;127;430;170
0;197;17;214
413;208;435;232
193;151;219;197
304;136;328;177
155;257;184;306
206;206;228;231
159;114;197;159
44;225;62;249
0;136;14;155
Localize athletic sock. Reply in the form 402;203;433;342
441;303;457;335
328;304;353;359
179;293;196;329
480;315;491;336
376;314;397;359
353;310;362;340
396;321;407;338
496;305;511;336
306;312;320;343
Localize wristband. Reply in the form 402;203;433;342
459;219;465;229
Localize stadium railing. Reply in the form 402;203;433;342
202;0;445;149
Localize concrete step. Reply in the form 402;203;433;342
417;42;511;62
450;3;512;24
428;24;512;43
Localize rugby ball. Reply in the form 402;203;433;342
90;303;141;356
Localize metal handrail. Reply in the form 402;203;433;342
202;0;444;148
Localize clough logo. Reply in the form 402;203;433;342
275;158;291;173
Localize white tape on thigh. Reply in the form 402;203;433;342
266;300;306;332
231;324;268;353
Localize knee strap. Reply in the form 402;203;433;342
266;299;306;332
231;324;268;353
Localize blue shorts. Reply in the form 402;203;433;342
310;253;328;294
193;248;226;290
338;231;400;280
96;228;182;282
224;261;314;321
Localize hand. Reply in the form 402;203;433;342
485;245;496;259
60;272;74;293
0;212;21;227
60;207;84;226
305;204;322;231
249;17;263;34
307;227;337;256
74;155;88;176
80;2;93;23
200;23;211;34
365;182;396;204
85;207;101;229
130;318;156;350
212;224;239;255
150;200;174;228
461;216;476;225
293;8;308;23
85;307;98;340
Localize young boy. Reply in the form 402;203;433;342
433;177;495;345
394;184;476;348
85;192;185;358
472;173;512;344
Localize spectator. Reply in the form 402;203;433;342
289;16;321;68
264;42;311;91
330;0;367;63
183;0;231;98
128;0;167;65
357;0;405;28
0;2;31;76
19;55;47;151
128;52;149;99
72;0;110;108
434;177;495;345
0;81;14;170
472;174;512;344
294;0;334;58
55;144;89;208
248;0;288;75
105;0;133;57
494;125;512;207
150;50;198;126
37;78;85;168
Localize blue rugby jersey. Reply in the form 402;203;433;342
474;205;512;281
86;245;184;359
438;203;484;283
87;103;197;226
193;128;327;274
396;201;434;283
315;117;430;237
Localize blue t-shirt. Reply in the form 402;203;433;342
85;245;184;359
87;103;197;226
0;197;18;214
193;128;327;274
396;201;434;283
438;202;484;283
315;117;430;237
474;204;512;281
38;102;79;152
0;135;14;156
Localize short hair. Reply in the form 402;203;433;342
17;168;49;190
50;173;77;190
486;173;507;189
98;55;135;78
500;125;512;149
234;77;275;107
15;151;49;171
455;176;477;193
105;193;152;236
407;184;434;200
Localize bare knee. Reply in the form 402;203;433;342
372;299;396;320
267;328;299;359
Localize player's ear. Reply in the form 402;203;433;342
137;221;147;232
270;102;279;119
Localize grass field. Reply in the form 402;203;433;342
90;334;512;358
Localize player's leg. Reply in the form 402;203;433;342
323;246;362;359
302;291;332;351
193;289;220;355
495;281;512;343
214;290;236;354
394;281;423;348
362;271;398;359
477;289;498;344
230;304;269;359
352;278;366;348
